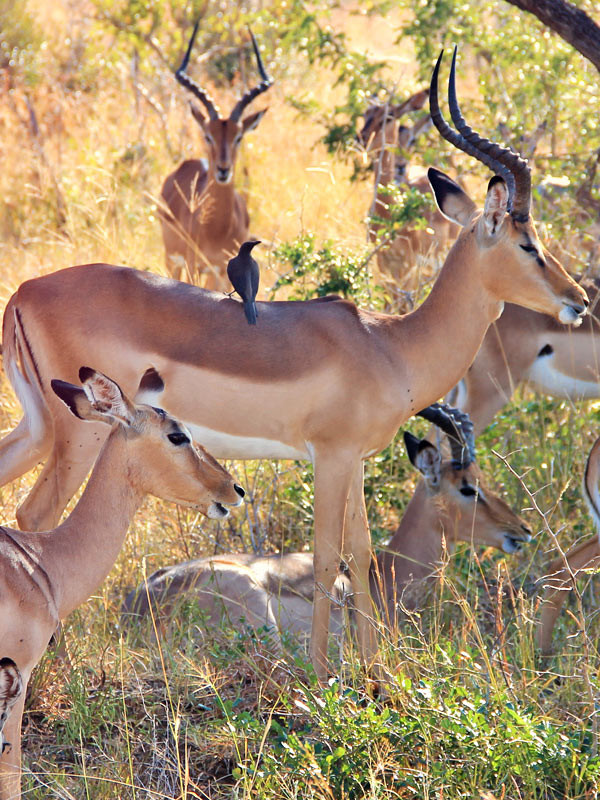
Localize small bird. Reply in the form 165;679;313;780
227;240;261;325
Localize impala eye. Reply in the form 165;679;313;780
168;432;190;446
520;244;538;255
460;485;478;498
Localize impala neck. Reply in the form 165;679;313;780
372;482;454;611
197;176;236;237
391;229;502;412
40;431;144;619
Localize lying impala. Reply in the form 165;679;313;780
538;434;600;654
159;22;272;288
357;88;460;283
123;405;532;641
0;49;588;679
451;276;600;434
0;366;242;799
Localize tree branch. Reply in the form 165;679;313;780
503;0;600;73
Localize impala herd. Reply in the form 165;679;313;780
0;23;599;798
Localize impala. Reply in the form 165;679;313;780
159;22;272;288
538;434;600;654
0;49;588;679
451;277;600;434
0;366;242;798
123;405;532;643
357;88;460;283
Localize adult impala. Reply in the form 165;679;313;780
451;277;600;434
159;22;272;288
357;88;460;283
123;405;532;641
0;366;242;799
0;49;588;679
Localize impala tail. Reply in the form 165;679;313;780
0;296;53;485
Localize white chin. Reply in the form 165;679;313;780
207;502;229;520
558;305;583;326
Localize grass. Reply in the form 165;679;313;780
2;0;600;797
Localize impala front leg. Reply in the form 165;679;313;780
344;461;378;669
310;451;356;682
0;678;26;800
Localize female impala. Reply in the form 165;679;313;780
357;88;460;283
0;367;242;799
451;277;600;434
0;50;588;679
159;22;272;288
123;405;532;641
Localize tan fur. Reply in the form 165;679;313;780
452;278;600;434
0;373;240;799
124;447;530;644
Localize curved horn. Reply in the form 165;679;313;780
447;48;531;221
175;20;220;121
230;30;273;122
415;402;475;469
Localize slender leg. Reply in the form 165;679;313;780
343;461;378;668
16;420;106;531
538;537;600;654
0;416;52;487
310;451;356;681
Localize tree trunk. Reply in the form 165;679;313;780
504;0;600;73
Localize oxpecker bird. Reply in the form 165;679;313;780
227;239;261;325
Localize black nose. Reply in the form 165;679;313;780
234;484;245;499
217;167;230;181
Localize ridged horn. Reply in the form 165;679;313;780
230;30;273;122
175;19;220;121
415;402;475;469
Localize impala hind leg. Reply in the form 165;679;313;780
310;452;356;682
16;421;106;531
344;462;378;669
538;537;600;654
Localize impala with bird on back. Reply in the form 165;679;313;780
0;48;589;680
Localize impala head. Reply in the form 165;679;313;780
0;657;22;756
176;21;271;185
427;48;588;325
357;88;429;154
410;404;532;554
51;368;244;519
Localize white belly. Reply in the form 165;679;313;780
527;356;600;399
184;422;310;460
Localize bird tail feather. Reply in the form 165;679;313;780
244;300;257;325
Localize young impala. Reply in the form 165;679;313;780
357;88;460;283
538;434;600;654
0;367;242;799
123;405;532;642
159;22;272;288
0;49;588;679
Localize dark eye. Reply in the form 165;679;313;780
520;244;538;255
168;432;190;446
460;485;478;498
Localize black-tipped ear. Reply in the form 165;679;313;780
138;367;165;395
51;379;88;420
404;431;423;467
428;167;476;226
78;366;95;383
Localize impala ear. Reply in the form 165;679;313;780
51;369;135;426
482;175;510;235
242;108;267;133
428;167;476;227
404;432;442;491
